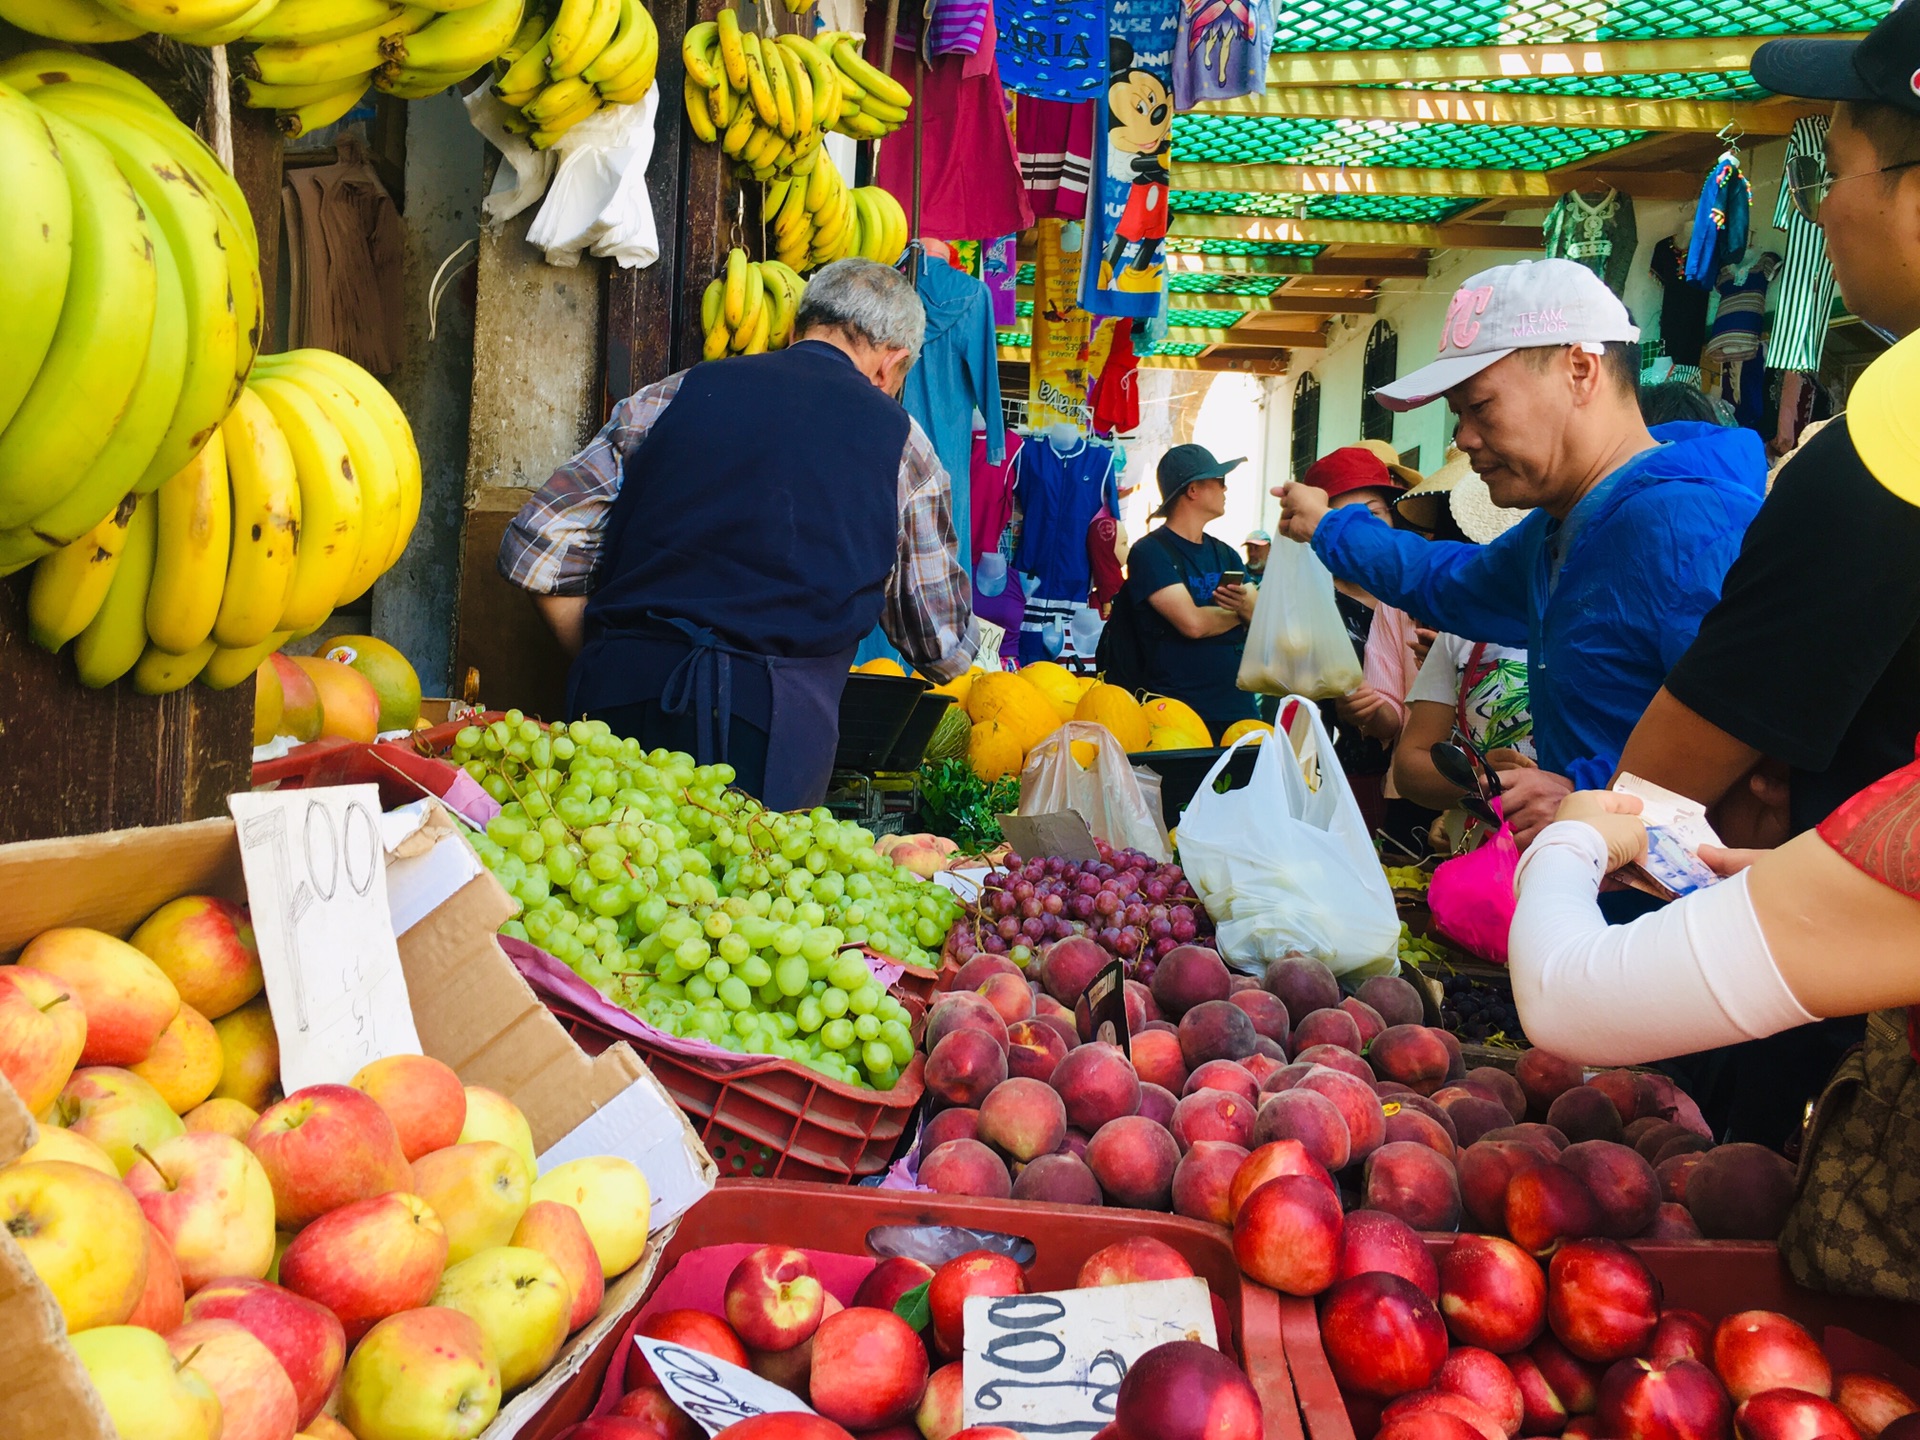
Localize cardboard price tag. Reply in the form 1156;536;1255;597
1083;959;1130;1060
960;1277;1216;1436
632;1336;816;1436
229;785;422;1091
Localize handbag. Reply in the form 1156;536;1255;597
1425;803;1520;966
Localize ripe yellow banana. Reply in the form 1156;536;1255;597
201;630;293;690
375;62;481;96
493;27;552;94
95;0;262;39
131;639;219;695
715;5;747;90
269;376;396;604
72;491;156;689
740;33;777;127
702;318;729;361
497;4;546;58
245;0;402;43
682;20;719;87
723;247;749;329
741;301;771;356
175;0;281;45
705;73;735;127
777;34;837;128
245;8;430;86
0;84;73;440
762;32;795;137
0;111;156;533
385;0;525;73
593;13;655;98
828;34;909;108
683;74;717;141
27;494;139;653
529;92;601;145
213;388;301;649
596;64;653;105
581;0;647;82
146;433;231;654
0;0;138;42
545;0;614;79
777;43;812;136
524;75;594;121
721;99;756;156
250;377;363;631
279;80;372;136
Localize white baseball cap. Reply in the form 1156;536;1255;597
1374;259;1641;413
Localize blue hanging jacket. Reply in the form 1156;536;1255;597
1311;422;1768;788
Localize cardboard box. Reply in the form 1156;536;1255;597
0;805;717;1440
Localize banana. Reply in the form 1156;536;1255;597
493;27;552;94
71;491;156;688
837;109;890;139
596;65;652;105
146;433;231;653
250;377;363;630
702;319;729;362
521;75;590;120
0;51;172;121
95;0;263;38
740;33;777;127
529;92;600;144
213;388;301;649
761;264;792;347
582;0;646;82
715;5;747;91
720;99;756;156
681;19;719;87
683;75;717;140
777;42;812;137
497;4;546;59
0;85;73;440
545;0;613;79
804;148;835;211
246;8;431;85
132;639;218;695
761;31;794;137
740;300;771;355
722;247;748;329
27;493;140;652
268;373;396;603
241;74;357;106
829;34;909;108
0;112;157;533
764;176;792;219
200;630;291;690
245;0;400;42
375;62;481;96
385;0;525;73
778;34;836;127
593;13;654;99
280;80;372;136
0;0;139;42
176;0;281;44
705;73;735;127
701;277;725;334
856;92;907;124
741;122;783;168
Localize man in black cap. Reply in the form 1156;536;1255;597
1610;4;1920;1147
1113;444;1260;740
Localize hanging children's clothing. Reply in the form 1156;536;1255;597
983;235;1019;327
970;428;1022;569
874;40;1032;242
1687;153;1751;285
928;0;990;56
1542;189;1636;298
1015;96;1096;221
1079;0;1178;318
900;256;1004;547
1650;235;1710;368
1769;116;1840;375
1090;317;1141;434
1170;0;1274;110
1701;253;1781;431
1014;432;1118;662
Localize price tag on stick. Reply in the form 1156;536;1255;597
631;1337;817;1437
961;1278;1216;1436
230;785;422;1091
1083;959;1130;1060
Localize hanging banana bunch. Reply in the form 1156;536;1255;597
701;247;809;360
489;0;659;146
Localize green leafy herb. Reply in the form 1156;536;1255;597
916;759;1019;853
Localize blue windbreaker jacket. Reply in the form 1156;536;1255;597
1311;422;1769;789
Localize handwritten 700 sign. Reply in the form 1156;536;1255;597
230;785;422;1091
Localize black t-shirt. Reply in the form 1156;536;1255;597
1127;525;1260;739
1665;417;1920;833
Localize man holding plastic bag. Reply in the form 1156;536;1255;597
1276;260;1768;845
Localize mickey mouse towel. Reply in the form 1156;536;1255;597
1079;0;1178;318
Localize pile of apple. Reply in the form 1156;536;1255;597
0;903;653;1440
556;1235;1264;1440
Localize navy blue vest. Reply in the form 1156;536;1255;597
583;341;910;657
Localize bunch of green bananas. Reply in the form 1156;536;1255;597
235;0;527;136
681;16;911;182
0;55;262;590
700;248;806;360
490;0;658;149
764;152;909;272
28;350;423;693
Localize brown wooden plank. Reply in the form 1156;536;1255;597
227;102;285;353
454;494;572;723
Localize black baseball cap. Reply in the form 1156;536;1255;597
1154;443;1245;516
1750;2;1920;113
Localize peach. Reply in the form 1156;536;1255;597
1441;1347;1527;1436
1546;1239;1660;1363
1506;1163;1600;1256
1374;1027;1455;1096
1231;989;1292;1044
1173;1140;1250;1224
125;1130;278;1292
1261;1061;1320;1094
1254;1035;1290;1062
349;1054;467;1161
975;972;1034;1027
1233;1172;1344;1295
927;1029;1008;1109
1038;935;1109;1006
1515;1053;1586;1121
1387;1105;1460;1161
1173;1088;1256;1151
1734;1389;1861;1440
1049;1042;1139;1132
978;1077;1068;1162
1251;1087;1353;1171
1557;1141;1660;1240
808;1307;929;1431
127;1221;185;1333
1229;1138;1337;1218
1546;1088;1625;1146
1077;1235;1196;1287
249;1084;413;1228
1457;1141;1545;1234
1340;1209;1441;1299
1655;1132;1713;1165
928;1250;1024;1357
1487;1124;1570;1158
1137;1081;1179;1128
1465;1070;1528;1124
1643;1203;1704;1242
210;997;280;1112
1646;1310;1715;1368
1686;1145;1796;1242
278;1191;449;1343
956;954;1021;989
853;1256;936;1315
1439;1235;1547;1354
1186;1058;1260;1104
1365;1141;1463;1231
1013;1151;1103;1205
1444;1096;1521;1150
1597;1357;1734;1440
1005;1020;1071;1082
167;1317;300;1440
1299;1043;1380;1084
1299;1065;1388;1162
1629;1120;1691;1163
1181;999;1259;1067
1112;1340;1263;1440
1344;997;1389;1048
1379;1413;1488;1440
1294;1006;1365;1056
922;1107;980;1151
1322;1271;1451;1398
1267;954;1341;1018
1244;1053;1286;1087
1062;1128;1092;1159
1585;1071;1658;1128
0;965;88;1113
1129;1027;1190;1092
54;1065;186;1173
22;927;180;1067
1384;1391;1510;1440
926;993;1010;1055
917;1361;964;1440
920;1138;1012;1198
1834;1374;1918;1438
513;1199;605;1331
1151;945;1233;1014
129;896;263;1021
1361;976;1428;1029
725;1246;825;1352
1712;1312;1832;1404
185;1277;347;1428
1087;1114;1179;1209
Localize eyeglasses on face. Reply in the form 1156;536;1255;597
1786;151;1920;224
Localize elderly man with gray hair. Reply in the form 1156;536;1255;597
499;258;979;808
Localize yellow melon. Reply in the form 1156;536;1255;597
1069;739;1099;769
854;657;906;676
969;718;1026;782
928;667;980;708
966;672;1060;750
1147;725;1202;752
1019;661;1084;722
1142;695;1212;747
1221;719;1274;746
1074;683;1151;752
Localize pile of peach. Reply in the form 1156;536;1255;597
558;1236;1264;1440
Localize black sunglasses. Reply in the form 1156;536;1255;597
1430;738;1502;828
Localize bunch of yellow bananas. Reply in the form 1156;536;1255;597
490;0;658;148
27;350;423;694
764;152;909;272
0;0;273;48
235;0;527;135
0;56;262;585
681;17;911;181
700;248;807;360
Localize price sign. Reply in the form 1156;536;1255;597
961;1278;1215;1436
632;1337;816;1437
230;785;421;1091
1083;960;1130;1060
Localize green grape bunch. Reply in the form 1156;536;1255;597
450;713;966;1091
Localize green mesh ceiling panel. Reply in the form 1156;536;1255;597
1172;113;1635;170
1170;310;1251;329
1172;190;1473;221
1162;237;1324;255
997;330;1031;348
1455;71;1764;98
1017;262;1035;286
1597;0;1882;38
1270;0;1874;50
1272;0;1506;52
1170;272;1283;294
1148;341;1211;356
1017;299;1034;319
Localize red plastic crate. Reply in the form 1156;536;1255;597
1283;1239;1920;1440
520;1178;1303;1440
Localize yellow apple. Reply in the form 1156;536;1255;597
15;1123;117;1175
511;1198;604;1331
341;1306;502;1440
50;1066;185;1174
351;1053;467;1161
70;1326;223;1440
124;1131;278;1292
130;894;263;1020
210;997;280;1112
431;1245;571;1391
530;1156;651;1278
457;1085;536;1178
300;1419;355;1440
168;1316;301;1440
128;1004;225;1115
0;964;88;1113
184;1096;260;1140
0;1159;150;1331
411;1141;531;1264
20;928;179;1067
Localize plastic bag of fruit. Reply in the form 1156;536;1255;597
1178;706;1399;975
1236;539;1364;699
1019;722;1173;861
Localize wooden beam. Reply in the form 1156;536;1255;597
1172;215;1544;248
1165;253;1431;278
1174;164;1700;200
1197;85;1816;135
1168;292;1377;314
1220;325;1330;349
1259;35;1855;86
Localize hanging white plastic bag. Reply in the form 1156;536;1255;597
1019;722;1171;861
1237;541;1363;699
1178;704;1399;977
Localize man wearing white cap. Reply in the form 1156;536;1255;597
1277;259;1769;844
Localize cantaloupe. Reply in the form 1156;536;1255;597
1019;661;1083;723
854;657;906;676
969;718;1026;782
925;704;973;761
928;667;980;708
1074;683;1151;752
1070;739;1099;768
1221;719;1273;746
1142;695;1211;747
966;672;1060;750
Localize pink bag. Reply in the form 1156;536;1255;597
1426;806;1519;965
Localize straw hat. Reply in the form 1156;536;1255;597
1354;437;1425;490
1393;447;1530;544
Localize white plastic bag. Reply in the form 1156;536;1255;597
1177;704;1399;977
1237;540;1363;699
1019;722;1171;861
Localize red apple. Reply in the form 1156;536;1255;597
129;896;263;1021
278;1190;449;1343
247;1084;412;1228
513;1199;606;1332
1112;1339;1263;1440
1321;1271;1451;1398
927;1250;1025;1358
808;1307;930;1430
1598;1357;1735;1440
724;1246;825;1353
1834;1374;1918;1439
1440;1234;1547;1355
1712;1312;1833;1404
1546;1239;1659;1363
917;1362;964;1440
123;1131;278;1293
625;1307;751;1392
167;1317;301;1440
609;1385;701;1439
854;1255;936;1315
184;1276;346;1429
1734;1389;1862;1440
1233;1173;1345;1296
126;1221;185;1334
0;965;88;1113
1440;1347;1526;1436
349;1054;468;1161
22;927;179;1067
703;1418;856;1438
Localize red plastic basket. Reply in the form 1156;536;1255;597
520;1178;1304;1440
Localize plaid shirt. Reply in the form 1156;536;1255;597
497;362;979;680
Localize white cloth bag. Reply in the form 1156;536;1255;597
1237;540;1363;699
1177;704;1399;977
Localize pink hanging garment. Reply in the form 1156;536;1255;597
874;40;1033;242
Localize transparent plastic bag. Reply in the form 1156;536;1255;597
1238;541;1363;699
1018;721;1171;860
